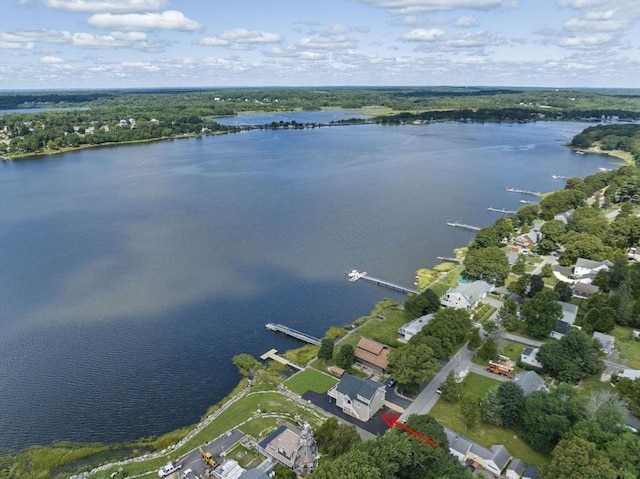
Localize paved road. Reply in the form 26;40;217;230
399;345;475;421
503;332;544;348
469;363;510;382
176;429;245;478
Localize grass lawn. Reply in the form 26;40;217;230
611;326;640;369
575;375;613;396
225;443;264;469
501;341;524;362
429;373;550;466
284;344;319;365
355;308;410;347
284;368;338;395
428;265;464;297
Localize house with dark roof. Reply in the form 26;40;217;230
572;281;600;298
520;347;543;369
444;430;473;463
550;320;572;340
466;444;512;476
440;280;492;310
513;371;547;397
327;373;385;422
506;459;527;479
523;465;538;479
239;470;270;479
550;301;579;340
354;337;390;373
592;331;615;355
257;423;318;475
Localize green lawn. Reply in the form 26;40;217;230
501;341;524;362
225;444;263;469
284;368;338;395
575;375;613;397
611;326;640;369
355;308;410;347
428;265;464;297
429;373;550;466
283;344;319;365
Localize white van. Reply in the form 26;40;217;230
158;462;182;478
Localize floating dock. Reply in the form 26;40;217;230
446;222;481;232
487;207;516;214
505;187;542;197
347;270;419;294
265;323;321;346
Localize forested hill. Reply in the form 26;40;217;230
570;124;640;162
2;87;640;158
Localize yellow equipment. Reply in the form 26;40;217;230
199;447;218;469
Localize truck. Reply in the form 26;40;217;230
158;462;182;478
486;355;515;377
199;447;218;469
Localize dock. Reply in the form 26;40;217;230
505;187;542;197
260;348;304;371
551;174;569;180
437;256;462;264
347;270;419;294
519;199;535;204
265;323;321;346
487;207;516;214
446;222;481;232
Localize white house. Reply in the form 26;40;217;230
573;258;613;284
553;209;575;224
466;444;512;477
327;373;385;422
506;459;527;479
592;331;615;355
618;369;640;380
398;314;434;341
440;280;492;310
520;347;543;369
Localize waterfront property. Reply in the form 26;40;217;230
327;373;386;422
440;281;493;310
354;337;390;373
256;423;318;475
398;313;434;342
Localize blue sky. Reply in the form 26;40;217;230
1;0;639;89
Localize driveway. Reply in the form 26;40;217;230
176;429;245;478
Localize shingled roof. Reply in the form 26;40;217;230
354;337;390;370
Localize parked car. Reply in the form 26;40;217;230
158;462;182;478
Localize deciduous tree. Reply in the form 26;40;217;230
521;288;562;338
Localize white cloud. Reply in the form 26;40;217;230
444;31;502;48
559;32;614;48
401;28;445;42
0;40;35;49
0;29;162;51
88;10;201;31
44;0;168;13
360;0;511;15
454;16;479;27
40;55;65;63
198;28;281;50
296;34;357;51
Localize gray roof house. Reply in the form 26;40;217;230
506;458;527;479
559;301;578;325
592;331;615;355
466;444;512;477
553;209;574;224
398;313;434;342
513;371;547;397
523;465;539;479
574;258;613;284
550;320;572;340
327;373;385;422
573;282;600;298
440;280;493;310
520;347;543;369
444;430;473;463
239;470;270;479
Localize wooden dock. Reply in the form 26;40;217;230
446;222;481;232
487;207;516;214
265;323;321;346
347;270;419;295
260;348;304;371
505;187;542;197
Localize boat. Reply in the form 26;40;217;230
598;167;612;171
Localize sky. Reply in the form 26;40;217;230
1;0;639;90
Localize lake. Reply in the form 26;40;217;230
0;118;615;452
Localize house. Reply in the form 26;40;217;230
573;258;613;284
592;331;615;355
618;369;640;380
214;459;246;479
444;430;473;463
553;209;575;224
239;470;270;479
328;365;345;378
354;337;390;373
327;373;385;422
257;423;318;475
440;280;492;310
513;231;541;250
572;282;600;298
506;458;527;479
520;347;543;369
466;444;512;476
513;371;547;397
559;301;578;325
398;313;434;341
550;320;572;340
523;465;538;479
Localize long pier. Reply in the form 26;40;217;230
437;256;462;264
505;187;542;197
551;174;569;180
487;207;516;214
347;270;418;294
265;323;321;346
446;222;481;232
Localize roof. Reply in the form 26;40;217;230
239;470;270;479
489;445;512;469
573;282;600;296
553;320;571;335
258;425;304;469
446;432;472;457
399;314;434;336
559;301;578;325
507;458;527;475
448;280;492;304
523;465;538;479
258;425;288;450
618;369;640;380
354;337;390;370
522;347;533;356
328;365;345;377
514;371;546;396
335;373;383;402
592;331;615;353
575;257;613;271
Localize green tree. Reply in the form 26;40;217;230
419;308;472;359
541;263;553;278
537;329;604;382
335;344;355;369
477;337;498;361
315;417;361;458
521;288;562;338
508;273;531;297
498;299;522;331
404;289;441;317
274;464;297;479
439;371;462;403
479;387;503;426
463;246;510;285
467;327;482;349
317;337;334;361
232;353;263;377
541;219;567;244
560;231;608;265
528;274;545;297
388;343;438;392
545;437;617;479
496;381;525;429
554;281;573;302
311;448;381;479
460;393;481;430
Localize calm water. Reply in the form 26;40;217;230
0;119;614;451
